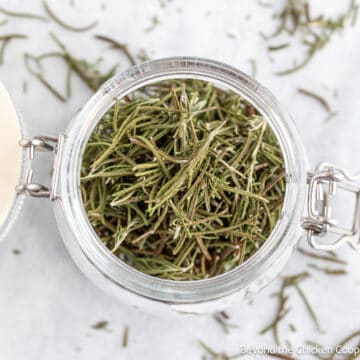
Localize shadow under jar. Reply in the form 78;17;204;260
10;57;358;317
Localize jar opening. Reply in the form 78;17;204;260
80;78;286;282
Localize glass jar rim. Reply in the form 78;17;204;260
56;57;307;304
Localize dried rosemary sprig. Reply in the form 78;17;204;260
81;79;286;280
328;330;360;360
122;325;129;348
24;53;67;102
0;6;48;22
50;33;117;91
199;341;240;360
43;0;98;32
307;263;348;276
95;35;136;66
0;34;27;65
25;33;118;100
213;312;238;334
297;247;347;265
260;272;321;345
91;320;109;331
145;15;161;32
265;0;358;75
297;88;331;113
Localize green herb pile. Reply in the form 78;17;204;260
81;79;286;280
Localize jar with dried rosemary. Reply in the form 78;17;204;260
80;79;286;281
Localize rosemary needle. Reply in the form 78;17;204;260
329;330;360;360
122;326;129;348
268;43;290;52
43;0;98;32
260;272;317;345
297;88;331;113
95;35;136;66
50;33;118;92
0;6;48;22
91;320;109;331
145;15;160;32
0;34;27;65
297;247;347;265
24;53;67;102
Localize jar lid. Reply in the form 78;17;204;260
0;82;24;243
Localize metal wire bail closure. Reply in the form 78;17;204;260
301;162;360;251
16;134;66;201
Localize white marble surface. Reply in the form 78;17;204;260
0;0;360;359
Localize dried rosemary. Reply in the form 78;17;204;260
81;79;286;280
122;325;129;348
329;330;360;360
25;34;119;100
91;320;109;331
213;311;238;334
43;0;98;32
260;272;321;345
0;34;27;65
264;0;358;75
0;6;48;22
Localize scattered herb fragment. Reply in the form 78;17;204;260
122;325;129;348
324;111;338;123
145;15;160;32
0;34;27;65
43;0;98;32
297;247;347;265
297;88;331;113
0;6;48;22
266;353;297;360
199;341;240;360
213;312;238;334
267;43;290;52
307;263;348;276
24;53;67;102
91;320;109;331
264;0;358;75
50;33;118;92
95;35;136;66
260;272;320;345
329;330;360;360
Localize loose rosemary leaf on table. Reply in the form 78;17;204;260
81;79;286;280
24;34;119;100
43;0;98;32
0;34;27;65
260;272;321;346
263;0;358;75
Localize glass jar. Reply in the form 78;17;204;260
2;57;358;316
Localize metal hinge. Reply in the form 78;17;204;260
301;162;360;251
15;133;66;201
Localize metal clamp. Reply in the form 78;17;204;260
301;162;360;251
16;134;66;201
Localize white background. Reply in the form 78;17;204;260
0;0;360;359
